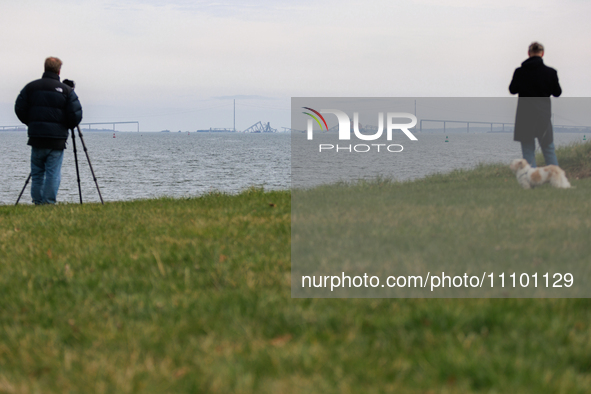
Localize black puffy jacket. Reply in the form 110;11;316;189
15;72;83;140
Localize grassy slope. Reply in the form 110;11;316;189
1;143;591;393
293;165;591;298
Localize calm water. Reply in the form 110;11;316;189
0;131;586;205
1;132;290;205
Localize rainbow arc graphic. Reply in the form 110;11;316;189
302;107;328;131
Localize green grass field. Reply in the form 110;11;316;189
1;143;590;393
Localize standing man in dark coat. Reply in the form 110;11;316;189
15;57;83;205
509;42;562;167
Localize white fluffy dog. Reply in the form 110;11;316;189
509;159;571;189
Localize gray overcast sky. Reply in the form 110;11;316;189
1;0;590;131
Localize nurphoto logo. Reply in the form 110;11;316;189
302;107;418;153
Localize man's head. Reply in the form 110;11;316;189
528;42;544;58
44;57;62;75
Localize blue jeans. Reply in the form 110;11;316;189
520;139;558;168
31;148;64;205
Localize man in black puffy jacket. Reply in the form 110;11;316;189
15;57;83;205
509;42;561;167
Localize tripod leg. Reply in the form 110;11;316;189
71;128;83;204
15;173;31;206
76;126;104;205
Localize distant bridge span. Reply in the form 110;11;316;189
80;121;139;132
419;119;513;133
1;121;140;132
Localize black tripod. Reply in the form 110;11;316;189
15;126;104;206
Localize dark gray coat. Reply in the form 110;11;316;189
509;56;561;144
